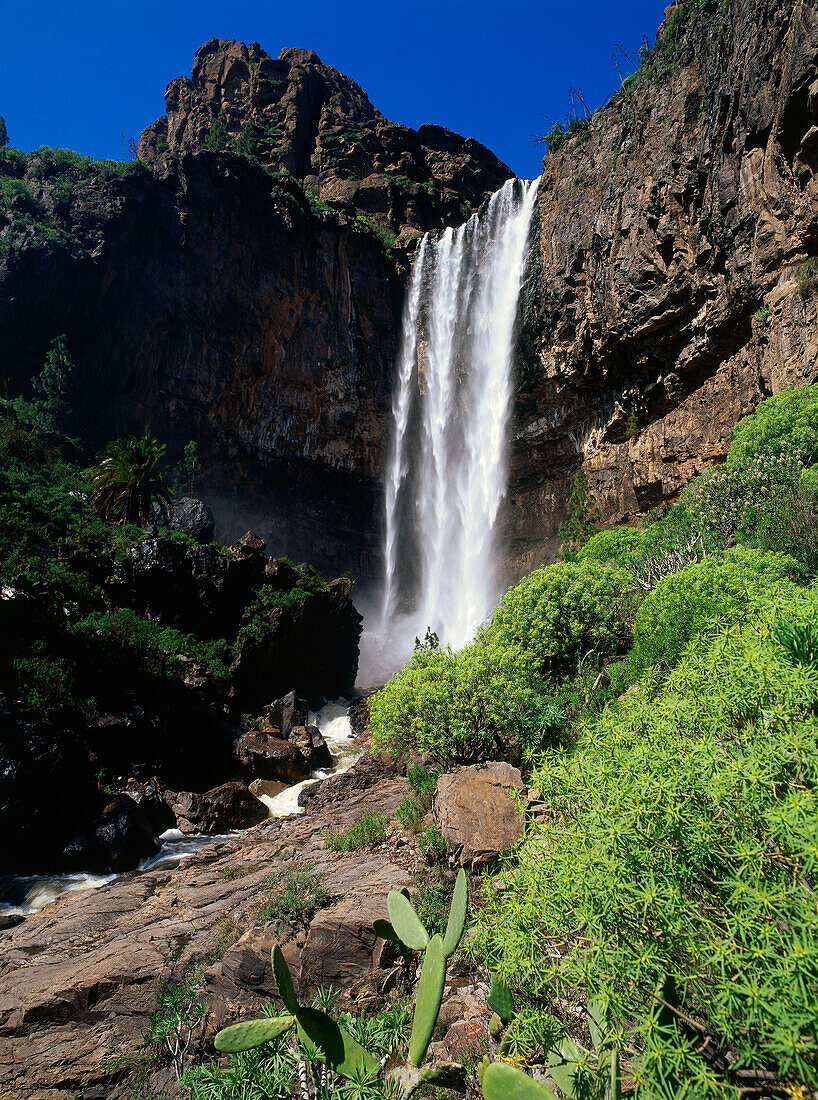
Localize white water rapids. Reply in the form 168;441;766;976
0;702;359;917
371;175;539;670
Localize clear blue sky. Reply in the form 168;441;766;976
1;0;668;180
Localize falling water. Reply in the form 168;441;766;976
377;176;539;654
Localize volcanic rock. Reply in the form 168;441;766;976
433;762;524;867
166;782;269;834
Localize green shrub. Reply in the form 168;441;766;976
755;486;818;577
406;763;441;802
369;638;545;765
76;608;231;679
576;526;642;565
683;450;803;542
257;862;330;924
558;468;600;554
323;811;388;852
473;586;818;1096
395;796;425;831
488;559;635;673
726;383;818;466
630;549;800;672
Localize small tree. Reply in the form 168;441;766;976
235;118;260;159
0;117;8;149
204;109;229;152
174;440;199;496
33;334;73;436
558;467;601;555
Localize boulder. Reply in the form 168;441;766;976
249;778;288;800
264;691;309;738
233;730;310;784
167;782;269;834
230;530;267;558
433;763;524;867
168;496;216;544
290;725;333;772
126;776;177;834
62;794;159;873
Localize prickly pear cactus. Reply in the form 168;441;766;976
387;888;430;950
296;1005;378;1081
271;944;300;1014
487;972;516;1022
482;1061;559;1099
442;868;467;958
214;1015;295;1053
408;934;446;1067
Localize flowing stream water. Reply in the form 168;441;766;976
367;175;539;675
0;703;360;918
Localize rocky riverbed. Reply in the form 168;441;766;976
0;749;524;1099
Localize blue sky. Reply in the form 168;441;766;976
1;0;667;179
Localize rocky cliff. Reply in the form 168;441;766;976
505;0;818;574
138;40;513;236
2;1;818;585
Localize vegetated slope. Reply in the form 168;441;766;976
507;0;818;577
371;381;818;1099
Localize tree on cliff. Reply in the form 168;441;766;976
0;117;8;149
204;109;229;152
558;467;601;555
91;435;173;526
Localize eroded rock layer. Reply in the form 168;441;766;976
505;0;818;575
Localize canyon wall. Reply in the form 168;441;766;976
2;0;818;584
506;0;818;575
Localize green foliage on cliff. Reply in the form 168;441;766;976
629;549;801;672
557;467;600;553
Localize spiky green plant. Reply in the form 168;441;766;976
90;434;172;526
214;870;469;1097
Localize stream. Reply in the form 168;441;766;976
0;700;360;919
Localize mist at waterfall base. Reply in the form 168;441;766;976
358;176;540;689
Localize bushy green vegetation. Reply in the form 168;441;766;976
256;863;331;924
368;382;818;1099
474;586;818;1096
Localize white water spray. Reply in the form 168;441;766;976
377;176;539;657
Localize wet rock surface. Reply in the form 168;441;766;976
0;756;413;1099
434;762;525;867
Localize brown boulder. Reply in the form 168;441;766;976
433;763;524;867
290;725;333;772
233;730;309;784
167;782;269;834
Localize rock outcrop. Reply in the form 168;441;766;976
505;0;818;574
3;0;818;583
138;40;513;237
0;756;412;1099
433;762;525;866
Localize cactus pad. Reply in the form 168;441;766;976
387;889;429;950
442;867;467;958
295;1006;377;1081
487;973;515;1022
372;917;399;941
271;944;299;1015
482;1061;559;1099
408;933;445;1066
214;1015;294;1053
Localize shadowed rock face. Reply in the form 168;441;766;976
504;0;818;577
138;40;514;237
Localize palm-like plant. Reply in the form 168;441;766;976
90;434;173;526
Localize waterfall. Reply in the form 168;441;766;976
378;175;539;654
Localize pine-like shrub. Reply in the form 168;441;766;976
630;549;800;672
369;638;545;765
726;382;818;466
576;526;643;565
473;586;818;1096
488;559;636;673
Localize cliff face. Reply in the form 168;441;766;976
2;4;818;583
138;40;513;236
505;0;818;575
0;156;398;574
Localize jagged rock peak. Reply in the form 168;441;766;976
138;38;514;235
